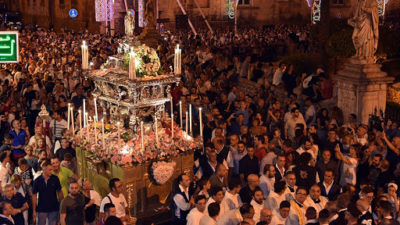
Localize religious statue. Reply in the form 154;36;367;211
145;0;156;28
348;0;379;62
124;13;135;37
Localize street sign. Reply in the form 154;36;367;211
0;31;18;63
69;9;78;18
129;9;135;17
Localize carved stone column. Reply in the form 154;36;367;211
335;58;393;124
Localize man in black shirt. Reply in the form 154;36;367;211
2;184;28;225
0;202;14;225
239;146;259;184
32;159;63;225
239;174;260;204
322;129;342;156
55;138;76;161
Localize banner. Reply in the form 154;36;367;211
138;0;145;27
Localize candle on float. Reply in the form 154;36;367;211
117;121;121;144
101;118;105;151
170;97;173;115
155;116;159;146
141;121;144;153
67;103;71;130
94;97;98;122
185;111;188;134
199;107;203;137
94;119;97;145
81;40;89;70
189;104;192;135
85;113;89;143
78;110;82;138
129;48;136;79
171;114;174;140
174;44;182;75
70;106;75;135
179;101;182;128
83;99;86;127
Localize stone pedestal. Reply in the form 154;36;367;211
139;27;161;48
335;58;394;124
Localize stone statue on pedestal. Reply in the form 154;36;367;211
139;0;160;48
145;0;156;28
348;0;379;62
124;13;135;37
336;0;393;125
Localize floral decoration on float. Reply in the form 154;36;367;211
75;117;201;167
122;44;163;77
150;160;177;185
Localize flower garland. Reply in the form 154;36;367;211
123;44;162;77
76;118;202;166
150;160;176;185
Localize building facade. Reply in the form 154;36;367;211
5;0;400;33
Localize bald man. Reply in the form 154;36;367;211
260;208;272;224
356;199;374;225
239;174;260;204
304;184;328;214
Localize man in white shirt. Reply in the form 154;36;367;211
284;108;306;140
265;181;287;212
99;178;128;223
187;195;207;225
206;186;229;219
260;208;273;224
304;184;328;214
259;164;276;197
356;125;368;146
173;174;194;224
272;63;285;86
271;201;290;225
285;188;308;225
296;138;317;161
217;203;255;225
304;98;316;126
250;187;265;223
200;202;219;225
223;178;242;210
283;172;297;201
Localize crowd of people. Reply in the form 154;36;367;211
0;20;398;225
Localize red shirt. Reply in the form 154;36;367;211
255;147;267;163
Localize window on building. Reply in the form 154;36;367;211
238;0;251;5
333;0;344;5
32;0;36;6
40;0;45;7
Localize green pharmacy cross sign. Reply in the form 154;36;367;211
0;31;19;63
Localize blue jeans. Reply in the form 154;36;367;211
37;211;59;225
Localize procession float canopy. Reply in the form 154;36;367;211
76;35;198;168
